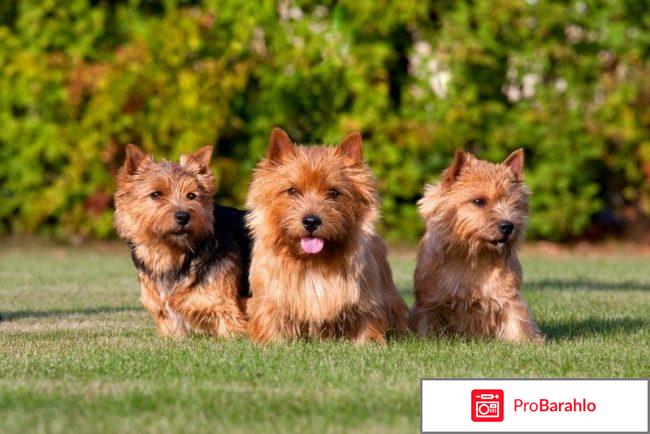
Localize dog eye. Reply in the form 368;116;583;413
150;191;162;199
287;187;298;196
186;192;196;200
472;198;487;207
328;189;340;199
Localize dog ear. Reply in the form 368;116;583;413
180;146;213;174
442;150;468;186
268;128;296;163
336;131;363;164
123;144;152;175
503;148;524;180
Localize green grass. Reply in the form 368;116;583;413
1;243;648;433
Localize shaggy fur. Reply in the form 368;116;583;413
410;149;543;341
114;144;251;337
245;128;408;344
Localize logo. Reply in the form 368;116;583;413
471;389;504;422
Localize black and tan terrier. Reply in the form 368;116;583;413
245;128;408;344
410;149;543;341
114;144;251;337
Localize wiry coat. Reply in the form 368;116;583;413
245;129;408;344
114;145;250;337
410;150;543;341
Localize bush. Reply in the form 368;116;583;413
0;0;648;241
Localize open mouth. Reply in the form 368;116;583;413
488;237;510;246
300;237;325;254
170;229;188;237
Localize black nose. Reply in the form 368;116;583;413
498;220;514;236
175;211;190;226
302;214;322;232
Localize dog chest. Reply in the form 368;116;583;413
264;270;361;322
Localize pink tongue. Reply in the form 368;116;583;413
300;237;325;254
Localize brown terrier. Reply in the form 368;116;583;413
114;144;251;337
410;149;543;341
245;128;408;344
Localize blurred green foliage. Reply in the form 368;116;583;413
0;0;648;241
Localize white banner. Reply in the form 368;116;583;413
421;379;648;432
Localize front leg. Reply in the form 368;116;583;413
408;303;431;337
499;297;544;342
156;305;190;338
351;316;387;345
248;301;295;344
171;285;247;338
409;302;450;338
139;282;188;337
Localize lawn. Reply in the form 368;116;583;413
1;242;648;433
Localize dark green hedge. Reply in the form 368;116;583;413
1;0;648;241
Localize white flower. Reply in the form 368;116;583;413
414;41;432;58
429;70;451;98
565;24;585;44
503;84;522;102
250;27;267;56
289;7;303;20
522;73;540;98
314;5;328;19
277;1;303;21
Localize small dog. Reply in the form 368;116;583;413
114;144;251;337
245;128;408;344
410;149;543;341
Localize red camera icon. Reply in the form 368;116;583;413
471;389;504;422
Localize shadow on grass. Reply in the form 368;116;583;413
0;306;141;321
527;279;650;291
541;317;648;340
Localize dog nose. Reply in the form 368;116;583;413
498;220;514;236
302;214;322;232
175;211;190;226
